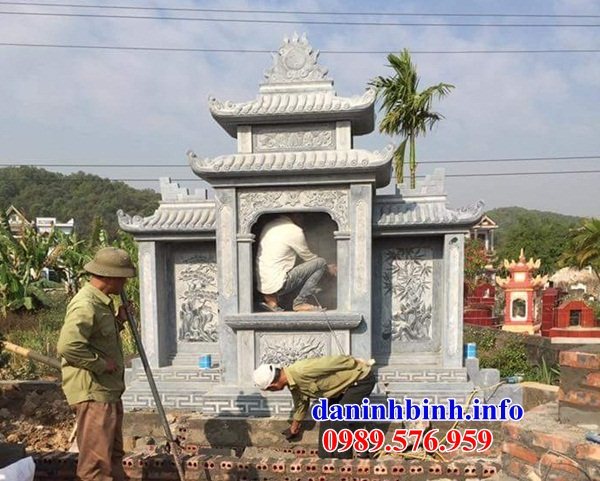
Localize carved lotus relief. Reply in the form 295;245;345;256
259;335;326;365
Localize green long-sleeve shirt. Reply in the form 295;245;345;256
284;355;373;422
57;283;125;405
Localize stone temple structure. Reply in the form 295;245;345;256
118;34;485;414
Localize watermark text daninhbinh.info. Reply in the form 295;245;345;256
312;397;523;454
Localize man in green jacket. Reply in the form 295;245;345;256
57;247;136;481
253;355;376;459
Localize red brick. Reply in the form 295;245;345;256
560;351;600;370
584;372;600;389
502;441;540;464
575;443;600;463
503;459;527;478
540;452;584;476
503;421;524;440
531;431;578;454
559;388;600;408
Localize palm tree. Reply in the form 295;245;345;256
560;218;600;283
370;49;454;188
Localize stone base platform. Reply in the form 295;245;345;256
501;401;600;481
123;359;222;410
124;362;488;413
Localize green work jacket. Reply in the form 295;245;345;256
57;283;125;405
284;355;373;421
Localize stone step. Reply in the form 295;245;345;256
384;381;476;405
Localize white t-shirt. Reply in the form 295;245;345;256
256;216;317;294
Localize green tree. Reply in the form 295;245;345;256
560;218;600;282
0;215;60;313
0;166;160;237
370;49;454;188
494;211;577;276
464;238;489;292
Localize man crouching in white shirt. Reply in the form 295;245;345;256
255;214;337;312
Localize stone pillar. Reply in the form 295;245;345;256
138;241;170;368
215;189;239;384
442;234;464;368
349;184;372;357
334;231;351;311
237;234;255;314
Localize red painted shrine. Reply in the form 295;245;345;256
496;249;547;334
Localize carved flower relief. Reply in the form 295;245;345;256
176;255;218;343
381;248;434;342
237;189;349;233
259;336;326;365
254;129;334;152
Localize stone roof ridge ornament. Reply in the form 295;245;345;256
263;33;331;88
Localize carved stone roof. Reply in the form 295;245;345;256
209;33;375;136
117;178;216;234
118;204;216;233
188;146;393;186
373;169;484;229
374;198;485;229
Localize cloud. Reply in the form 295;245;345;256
0;0;598;216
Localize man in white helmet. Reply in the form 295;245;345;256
253;355;376;459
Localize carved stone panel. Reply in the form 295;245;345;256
382;247;434;344
253;124;336;153
256;333;329;365
238;188;349;234
174;249;218;343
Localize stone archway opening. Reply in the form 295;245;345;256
251;211;338;312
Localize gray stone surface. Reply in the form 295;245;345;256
120;33;484;413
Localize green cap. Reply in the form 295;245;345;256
84;247;136;278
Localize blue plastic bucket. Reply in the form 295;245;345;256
464;343;477;359
199;355;212;369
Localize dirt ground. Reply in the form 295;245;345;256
0;381;74;452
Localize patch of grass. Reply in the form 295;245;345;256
464;326;560;385
0;290;139;379
0;292;67;379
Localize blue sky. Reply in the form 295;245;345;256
0;0;599;217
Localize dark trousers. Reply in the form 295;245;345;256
318;373;376;459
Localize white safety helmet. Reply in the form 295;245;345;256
253;364;277;390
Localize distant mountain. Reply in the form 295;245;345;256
485;206;584;274
0;166;160;238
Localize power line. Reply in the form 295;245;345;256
1;155;598;167
1;171;599;181
1;10;599;27
124;170;600;180
1;42;599;55
2;2;599;19
85;170;600;181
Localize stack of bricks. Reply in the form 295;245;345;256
32;452;500;481
502;345;600;481
558;345;600;425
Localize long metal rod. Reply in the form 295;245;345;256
120;291;185;481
